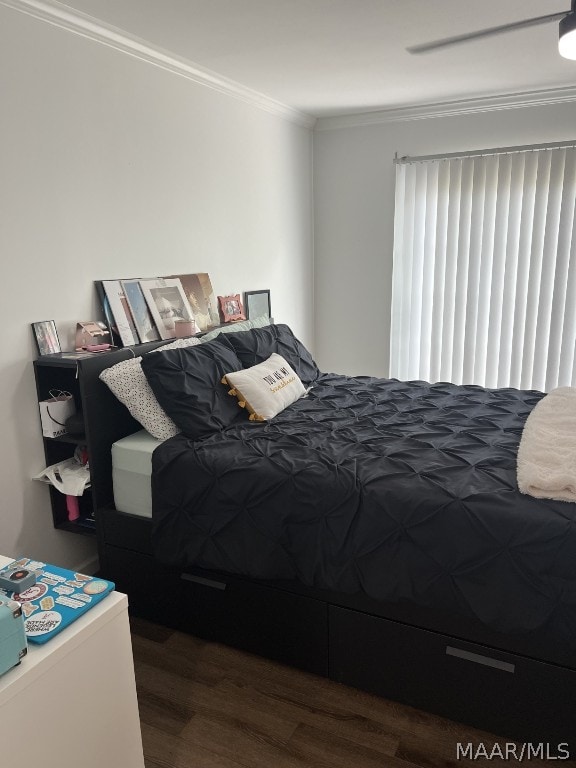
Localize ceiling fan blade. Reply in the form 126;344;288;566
407;11;568;54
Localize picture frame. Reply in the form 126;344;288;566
94;281;119;346
32;320;61;355
140;278;196;340
101;280;140;347
165;273;219;332
244;289;271;320
218;294;246;323
121;279;161;343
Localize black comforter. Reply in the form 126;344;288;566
152;373;576;646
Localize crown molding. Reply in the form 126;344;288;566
1;0;316;129
315;85;576;131
6;0;573;133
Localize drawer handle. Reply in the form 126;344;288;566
446;645;515;673
181;573;227;591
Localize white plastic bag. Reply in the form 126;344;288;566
34;457;90;496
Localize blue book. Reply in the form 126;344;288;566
0;558;114;644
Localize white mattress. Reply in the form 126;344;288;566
112;429;163;518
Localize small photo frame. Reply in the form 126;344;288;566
32;320;61;355
244;289;271;320
218;294;246;323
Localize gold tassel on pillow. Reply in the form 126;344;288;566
221;372;265;421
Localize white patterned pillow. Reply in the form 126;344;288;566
153;337;203;353
99;337;201;440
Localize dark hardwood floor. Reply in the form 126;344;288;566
130;617;572;768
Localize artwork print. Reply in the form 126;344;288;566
167;273;219;332
140;279;195;340
121;279;160;343
101;280;139;347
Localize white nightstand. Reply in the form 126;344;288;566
0;554;145;767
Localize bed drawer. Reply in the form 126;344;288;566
182;573;329;677
99;507;153;555
103;545;328;676
329;605;576;747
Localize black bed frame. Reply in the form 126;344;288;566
81;343;576;749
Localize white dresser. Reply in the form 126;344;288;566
0;554;145;768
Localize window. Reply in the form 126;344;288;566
390;144;576;391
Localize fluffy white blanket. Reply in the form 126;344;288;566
517;386;576;502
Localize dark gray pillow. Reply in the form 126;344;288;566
141;339;244;440
225;324;320;385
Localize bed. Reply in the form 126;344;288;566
89;324;576;748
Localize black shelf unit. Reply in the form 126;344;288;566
33;343;167;537
34;355;93;535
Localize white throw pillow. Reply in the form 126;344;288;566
222;353;306;421
99;336;201;440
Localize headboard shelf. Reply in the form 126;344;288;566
33;339;174;537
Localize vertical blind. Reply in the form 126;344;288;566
390;145;576;391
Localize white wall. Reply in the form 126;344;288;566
0;7;313;569
314;102;576;377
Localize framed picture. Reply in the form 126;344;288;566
101;280;140;347
121;279;161;343
218;294;246;323
165;273;220;332
140;278;196;340
32;320;61;355
95;281;119;346
244;289;271;320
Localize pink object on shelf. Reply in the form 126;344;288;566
66;495;80;521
